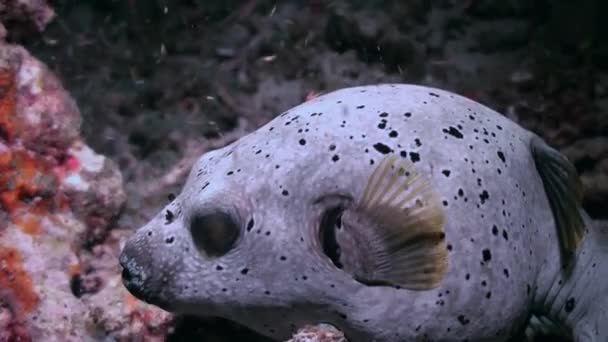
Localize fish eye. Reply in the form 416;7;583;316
189;211;240;257
319;206;345;269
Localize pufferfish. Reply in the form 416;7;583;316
119;84;607;342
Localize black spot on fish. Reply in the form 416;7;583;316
389;130;398;138
565;298;576;313
443;126;464;139
429;92;440;98
299;139;306;146
165;210;174;224
482;249;492;262
486;292;492;299
502;230;509;241
404;112;412;117
479;190;489;204
240;268;249;275
356;105;365;109
414;138;422;147
497;151;506;163
400;150;407;158
282;190;289;196
329;144;336;151
457;315;470;325
503;269;510;278
379;112;389;117
332;155;340;162
247;218;255;232
409;152;420;163
492;225;498;235
167;193;176;201
442;170;451;177
373;143;393;154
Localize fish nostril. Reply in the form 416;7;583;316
121;267;132;282
119;252;140;284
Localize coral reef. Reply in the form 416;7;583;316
287;324;347;342
0;40;171;341
0;0;55;39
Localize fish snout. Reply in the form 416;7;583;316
119;241;166;307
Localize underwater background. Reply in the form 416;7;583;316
1;0;606;341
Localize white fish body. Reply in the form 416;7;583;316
120;84;607;342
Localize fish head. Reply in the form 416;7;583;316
118;139;376;330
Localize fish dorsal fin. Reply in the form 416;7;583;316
531;136;586;261
348;154;448;290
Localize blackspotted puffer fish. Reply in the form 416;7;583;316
119;84;607;342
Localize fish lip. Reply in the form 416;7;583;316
119;252;170;308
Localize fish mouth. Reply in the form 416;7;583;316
119;252;171;309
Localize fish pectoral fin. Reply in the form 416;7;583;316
531;136;586;260
353;154;448;291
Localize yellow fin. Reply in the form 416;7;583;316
353;154;448;290
531;136;585;264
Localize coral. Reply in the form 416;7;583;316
287;324;347;342
0;0;55;36
0;41;160;341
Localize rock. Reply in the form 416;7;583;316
474;21;529;53
0;44;82;151
286;324;347;342
465;0;534;19
0;42;169;340
562;137;608;219
0;0;55;31
214;24;251;59
324;4;422;73
510;70;534;86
